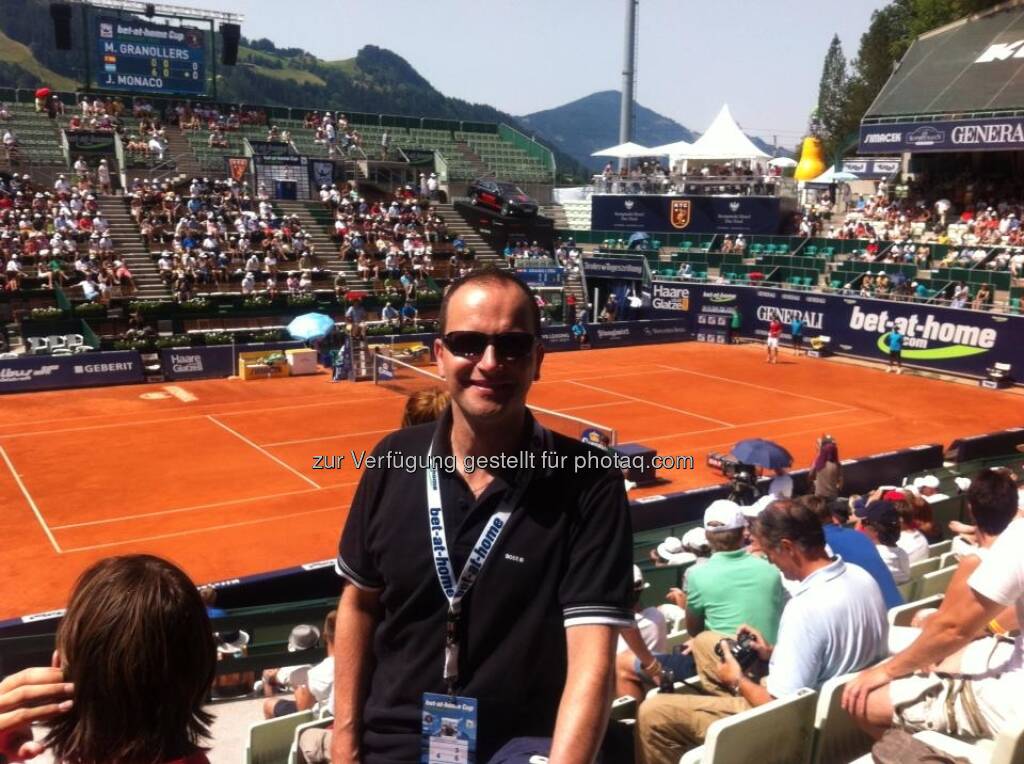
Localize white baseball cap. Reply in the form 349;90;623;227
681;526;708;552
913;475;940;490
704;499;746;531
954;477;972;492
742;494;776;520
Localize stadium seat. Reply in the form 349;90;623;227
807;673;875;764
288;716;332;764
887;594;944;627
610;695;638;722
928;539;953;558
909;557;941;578
246;710;314;764
679;688;817;764
917;565;957;599
914;716;1024;764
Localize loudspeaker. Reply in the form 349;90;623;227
220;23;240;66
50;3;72;51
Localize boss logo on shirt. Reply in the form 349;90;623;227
505;553;525;564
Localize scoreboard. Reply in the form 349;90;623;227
93;15;208;97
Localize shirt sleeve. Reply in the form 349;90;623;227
969;519;1024;607
766;602;825;698
559;469;634;629
305;658;333;703
335;439;390;591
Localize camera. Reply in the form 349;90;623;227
714;632;760;671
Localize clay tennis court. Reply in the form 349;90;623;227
1;341;1020;620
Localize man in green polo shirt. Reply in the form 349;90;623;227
684;499;784;645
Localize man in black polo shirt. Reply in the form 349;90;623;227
332;268;633;763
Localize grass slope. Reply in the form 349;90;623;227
0;28;76;90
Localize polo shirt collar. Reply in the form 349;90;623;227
429;406;537;493
791;556;845;597
712;549;748;561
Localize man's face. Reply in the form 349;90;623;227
755;533;800;580
435;281;543;426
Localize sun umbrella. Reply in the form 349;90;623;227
831;170;860;182
591;141;656;159
286;312;336;341
730;438;793;469
768;157;797;168
35;87;51;99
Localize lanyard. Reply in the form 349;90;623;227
426;419;550;693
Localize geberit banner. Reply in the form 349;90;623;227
653;282;1022;379
591;195;785;234
859;116;1024;154
0;350;143;393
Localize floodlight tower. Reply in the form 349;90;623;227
619;0;638;146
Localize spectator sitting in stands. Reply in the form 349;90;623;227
259;622;327;717
855;500;911;585
615;566;670;704
802;494;903;609
400;301;418;327
208;128;228;149
843;468;1023;745
3;554;218;764
636;500;888;763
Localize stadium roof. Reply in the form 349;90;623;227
865;0;1024;120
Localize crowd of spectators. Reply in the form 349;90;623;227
304;111;363;158
130;176;328;302
594;159;781;196
0;172;135;298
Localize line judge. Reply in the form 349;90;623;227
331;268;634;763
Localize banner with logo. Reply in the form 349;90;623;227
841;157;901;179
227;157;249;182
655;283;1023;379
309;160;336;191
581;255;645;280
591;195;787;235
160;342;305;381
0;350;143;394
586;318;691;348
540;325;579;352
859;116;1024;154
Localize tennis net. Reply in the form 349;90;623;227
373;353;618;446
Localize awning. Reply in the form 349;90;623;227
866;2;1024;119
859;1;1024;153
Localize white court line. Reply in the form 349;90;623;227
631;407;859;444
567;380;735;427
555;401;636;413
61;505;342;554
50;482;355;530
0;393;391;441
654;363;857;409
206;415;321;489
262;427;395;448
0;446;61;553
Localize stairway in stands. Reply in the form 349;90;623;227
431;202;504;267
540;204;569;230
452;143;490;179
164;127;204;179
101;194;170;299
272;200;372;291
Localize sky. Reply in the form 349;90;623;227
178;0;890;147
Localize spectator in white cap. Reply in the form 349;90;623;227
652;536;696;567
264;611;336;723
614;566;670;703
257;623;322;703
911;474;949;504
664;527;713;610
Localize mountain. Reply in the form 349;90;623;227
0;0;591;179
518;90;790;171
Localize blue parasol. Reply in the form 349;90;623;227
286;312;336;341
627;231;651;250
730;438;793;469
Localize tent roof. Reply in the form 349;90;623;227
648;138;692;160
677;105;770;160
590;141;656;159
866;1;1024;118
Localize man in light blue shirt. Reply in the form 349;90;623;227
637;499;887;762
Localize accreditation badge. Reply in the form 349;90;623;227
421;692;478;764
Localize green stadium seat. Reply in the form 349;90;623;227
805;246;818;256
682;240;694;251
246;711;315;764
807;674;874;764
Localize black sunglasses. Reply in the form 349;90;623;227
442;331;537;360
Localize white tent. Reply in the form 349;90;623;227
648;138;692;162
676;105;770;161
805;166;859;185
590;141;657;159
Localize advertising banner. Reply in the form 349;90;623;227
841;157;901;179
581;256;645;280
0;350;143;394
659;284;1023;379
540;325;579;352
859;116;1024;154
591;195;785;235
586;318;691;348
160;342;305;381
